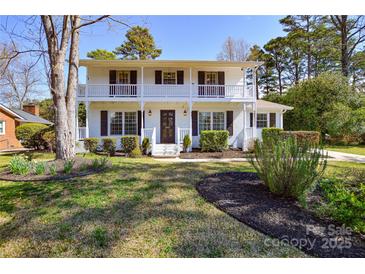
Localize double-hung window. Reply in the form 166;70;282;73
256;113;268;128
205;72;218;85
0;121;5;135
163;72;176;84
118;71;130;84
199;112;225;133
124;112;137;135
110;112;123;135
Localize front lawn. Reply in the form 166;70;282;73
325;145;365;156
0;152;364;257
0;154;307;258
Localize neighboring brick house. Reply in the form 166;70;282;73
0;103;52;151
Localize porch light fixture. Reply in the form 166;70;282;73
183;109;187;116
148;110;152;116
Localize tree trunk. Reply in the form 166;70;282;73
255;69;259;99
340;16;349;77
306;16;312;79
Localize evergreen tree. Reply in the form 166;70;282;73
86;49;116;60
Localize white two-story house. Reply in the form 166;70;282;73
76;59;292;156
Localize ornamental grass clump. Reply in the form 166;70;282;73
249;136;327;202
8;155;31;175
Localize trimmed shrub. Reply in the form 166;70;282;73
262;128;283;145
102;138;116;156
84;137;99;153
281;131;320;146
121;135;139;154
200;130;229;152
249;136;327;202
183;134;191;152
15;123;48;149
8;155;31;175
130;147;142;158
141;137;151;155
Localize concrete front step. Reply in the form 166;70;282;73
153;144;181;157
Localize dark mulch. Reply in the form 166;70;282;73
180;148;250;159
196;172;365;258
0;157;109;182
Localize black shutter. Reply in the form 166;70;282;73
226;111;233;136
109;70;116;96
130;70;137;84
198;71;205;96
138;111;142;136
155;70;162;84
177;70;184;85
218;71;225;97
270;113;276;127
101;111;108;136
250;113;253;128
192;111;198;136
130;70;137;96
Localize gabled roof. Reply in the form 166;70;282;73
257;100;293;111
0;103;52;125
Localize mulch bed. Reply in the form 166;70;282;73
180;148;249;159
196;172;365;258
0;157;109;182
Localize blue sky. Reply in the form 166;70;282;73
1;16;285;93
80;16;285;60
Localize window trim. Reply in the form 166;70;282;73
109;111;138;136
0;120;5;135
117;70;130;84
198;111;226;135
256;113;268;128
162;71;177;85
205;71;219;85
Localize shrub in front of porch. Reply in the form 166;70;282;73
262;128;283;146
102;138;117;156
200;130;229;152
84;138;99;153
15;123;48;149
121;135;139;154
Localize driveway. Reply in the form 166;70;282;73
324;150;365;163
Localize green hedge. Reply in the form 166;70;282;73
262;128;320;146
84;137;99;153
262;128;283;145
281;131;320;146
102;138;116;156
15;123;48;149
121;135;139;154
200;130;229;152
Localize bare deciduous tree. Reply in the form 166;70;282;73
217;36;250;61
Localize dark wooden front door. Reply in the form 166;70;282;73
160;110;175;144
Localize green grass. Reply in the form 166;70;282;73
325;145;365;156
0;153;363;257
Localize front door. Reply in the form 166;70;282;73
160;110;175;144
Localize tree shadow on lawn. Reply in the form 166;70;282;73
0;160;304;257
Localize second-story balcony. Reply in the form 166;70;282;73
77;84;254;101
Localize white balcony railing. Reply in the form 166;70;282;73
78;84;254;99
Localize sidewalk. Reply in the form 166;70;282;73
154;150;365;163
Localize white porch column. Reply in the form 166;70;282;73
75;102;79;140
85;101;90;138
253;102;257;139
140;67;144;144
189;67;193;151
242;103;247;151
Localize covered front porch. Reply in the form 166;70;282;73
76;101;257;155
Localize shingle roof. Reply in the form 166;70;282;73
9;108;53;125
257;100;293;111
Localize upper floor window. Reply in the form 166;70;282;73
0;121;4;135
205;72;218;85
118;71;130;84
163;72;176;84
